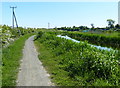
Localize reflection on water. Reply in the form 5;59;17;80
57;35;115;51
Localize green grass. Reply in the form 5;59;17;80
0;68;1;87
64;31;120;49
2;34;34;86
34;41;75;86
0;58;1;87
34;32;120;86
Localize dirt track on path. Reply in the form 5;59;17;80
17;35;52;86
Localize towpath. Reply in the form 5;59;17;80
17;35;52;86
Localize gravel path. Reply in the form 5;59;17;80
17;35;53;86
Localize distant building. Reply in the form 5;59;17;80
118;1;120;25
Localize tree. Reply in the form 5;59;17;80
79;26;88;30
107;19;115;28
91;23;94;28
115;24;120;29
115;24;120;32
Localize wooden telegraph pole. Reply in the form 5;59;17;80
10;6;18;29
48;22;50;29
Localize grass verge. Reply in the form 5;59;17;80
34;41;75;86
0;47;2;87
2;34;34;86
34;31;119;86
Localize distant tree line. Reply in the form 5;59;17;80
56;26;89;31
55;19;120;32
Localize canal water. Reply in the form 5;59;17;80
57;35;116;51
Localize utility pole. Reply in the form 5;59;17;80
10;6;18;29
48;22;50;29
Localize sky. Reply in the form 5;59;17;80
1;1;119;28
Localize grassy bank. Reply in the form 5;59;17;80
2;34;34;86
34;31;120;86
35;41;74;86
63;31;120;49
0;47;2;87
